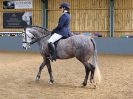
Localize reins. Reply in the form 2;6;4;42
30;34;50;45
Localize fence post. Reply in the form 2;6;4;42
42;0;48;28
110;0;114;37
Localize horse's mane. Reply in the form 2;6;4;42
24;25;49;31
24;25;51;35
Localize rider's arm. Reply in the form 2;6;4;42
52;14;67;33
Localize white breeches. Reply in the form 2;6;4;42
48;33;63;43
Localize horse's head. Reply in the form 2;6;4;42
22;26;50;50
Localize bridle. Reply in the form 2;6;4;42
22;32;50;45
22;27;51;45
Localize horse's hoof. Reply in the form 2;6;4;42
82;82;87;86
48;80;54;85
36;75;40;81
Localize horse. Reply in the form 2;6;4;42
22;26;101;86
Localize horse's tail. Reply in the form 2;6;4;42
91;38;102;83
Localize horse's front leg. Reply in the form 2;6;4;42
46;60;54;84
36;60;47;81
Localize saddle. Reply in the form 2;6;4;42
55;37;67;47
48;37;66;62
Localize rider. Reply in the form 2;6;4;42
48;2;71;61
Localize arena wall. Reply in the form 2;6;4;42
0;0;133;37
0;37;133;55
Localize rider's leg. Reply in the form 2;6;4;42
48;33;63;61
48;42;56;61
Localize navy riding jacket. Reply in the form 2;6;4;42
52;12;71;38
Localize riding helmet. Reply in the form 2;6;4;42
59;2;70;9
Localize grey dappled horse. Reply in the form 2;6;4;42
22;26;101;86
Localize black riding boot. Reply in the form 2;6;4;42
48;42;56;62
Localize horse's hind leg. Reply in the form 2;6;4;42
36;60;47;81
89;63;95;83
82;61;91;86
